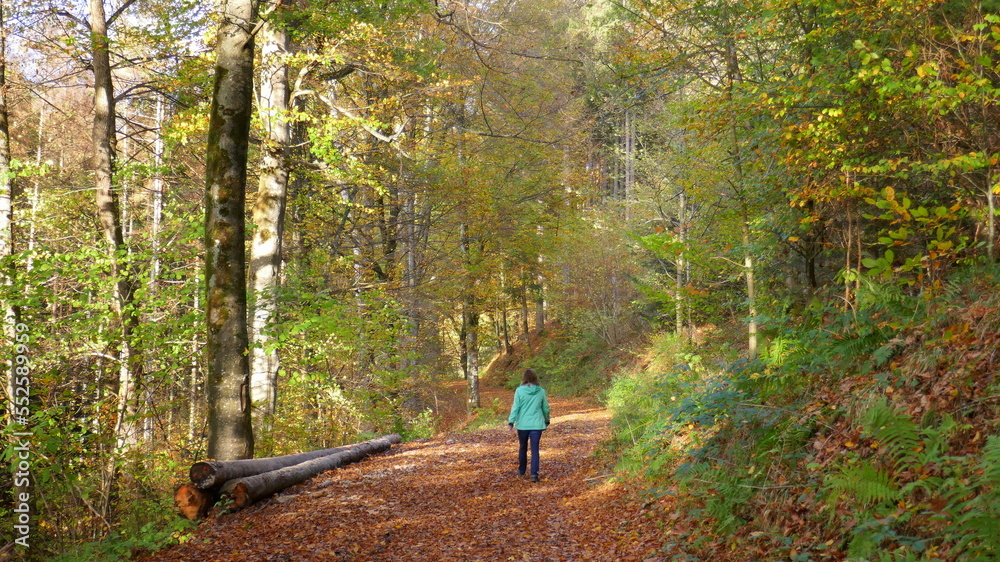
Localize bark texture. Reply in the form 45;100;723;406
205;0;259;461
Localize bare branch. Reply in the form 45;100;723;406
106;0;141;27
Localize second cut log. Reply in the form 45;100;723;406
190;444;354;489
220;433;401;511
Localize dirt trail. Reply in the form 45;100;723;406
151;383;665;561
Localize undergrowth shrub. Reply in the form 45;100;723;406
607;267;1000;559
608;329;823;532
463;398;506;432
606;333;705;476
823;396;1000;559
518;331;627;395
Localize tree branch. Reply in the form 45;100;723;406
106;0;141;27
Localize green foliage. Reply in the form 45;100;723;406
860;397;922;469
463;399;507;433
677;460;757;533
819;397;1000;559
402;408;438;440
826;460;900;509
943;436;1000;558
517;331;629;396
604;260;1000;558
50;517;196;562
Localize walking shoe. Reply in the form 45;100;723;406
531;474;539;482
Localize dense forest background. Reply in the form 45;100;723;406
2;0;1000;559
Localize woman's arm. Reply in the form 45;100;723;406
508;387;522;426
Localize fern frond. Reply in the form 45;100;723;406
950;512;1000;557
943;434;1000;558
827;461;900;507
830;328;891;360
861;397;920;468
978;435;1000;486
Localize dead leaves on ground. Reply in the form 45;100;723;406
148;390;667;561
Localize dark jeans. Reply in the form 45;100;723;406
517;429;543;477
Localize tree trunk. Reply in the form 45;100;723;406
205;0;258;461
988;176;996;263
520;281;529;340
0;4;30;541
458;309;468;379
501;306;512;355
89;0;141;452
188;287;201;442
403;190;419;366
0;0;13;355
675;189;686;336
535;232;545;334
174;482;217;521
190;443;355;489
624;107;635;219
220;434;401;512
743;225;757;359
27;103;43;273
460;223;480;408
150;97;165;291
466;310;480;409
249;6;291;423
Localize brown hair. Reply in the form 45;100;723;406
521;368;539;386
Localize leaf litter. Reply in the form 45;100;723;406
148;384;668;561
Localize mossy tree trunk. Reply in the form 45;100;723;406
205;0;258;461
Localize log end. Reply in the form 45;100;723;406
189;461;218;489
227;482;251;511
174;482;216;520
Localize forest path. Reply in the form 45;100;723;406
152;382;666;561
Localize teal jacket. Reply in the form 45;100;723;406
508;384;550;430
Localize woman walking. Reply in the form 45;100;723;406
507;368;550;482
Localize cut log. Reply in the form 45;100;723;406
190;444;354;489
221;433;401;511
174;482;218;520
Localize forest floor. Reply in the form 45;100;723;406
148;381;669;561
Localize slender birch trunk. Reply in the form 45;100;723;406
402;189;419;367
1;3;24;482
675;189;686;336
460;223;479;408
0;0;14;355
743;225;758;358
249;8;290;422
188;286;200;442
150;98;165;291
205;0;258;461
27;103;43;273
